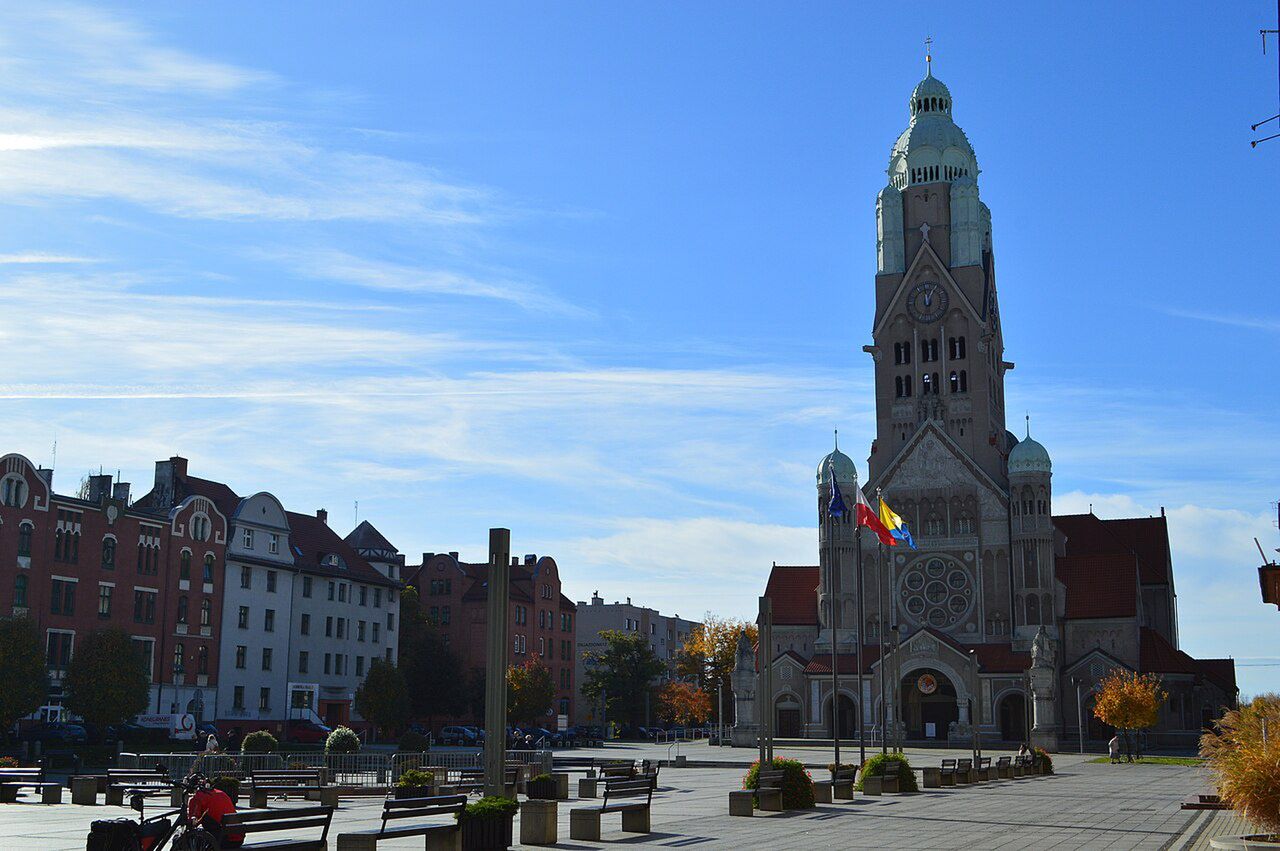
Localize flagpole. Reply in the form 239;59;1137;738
877;488;887;756
856;520;866;767
827;494;840;773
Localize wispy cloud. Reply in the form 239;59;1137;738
0;252;97;264
1162;307;1280;334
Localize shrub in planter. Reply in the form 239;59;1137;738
1201;695;1280;837
325;726;361;754
240;730;278;754
398;731;430;752
0;756;19;769
741;757;815;809
457;795;518;850
211;776;240;804
394;768;435;799
526;773;557;800
825;762;858;777
1032;747;1054;775
855;754;918;792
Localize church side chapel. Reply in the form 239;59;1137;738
733;61;1236;751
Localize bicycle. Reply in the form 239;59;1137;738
88;773;222;851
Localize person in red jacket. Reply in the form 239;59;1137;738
187;784;245;847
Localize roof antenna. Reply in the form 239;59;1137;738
1025;413;1031;439
925;35;933;77
354;500;359;526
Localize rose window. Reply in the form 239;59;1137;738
899;556;973;627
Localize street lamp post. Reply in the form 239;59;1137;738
1072;677;1084;754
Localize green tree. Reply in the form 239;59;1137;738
398;587;466;725
0;618;48;736
63;627;149;728
675;614;757;724
507;660;555;726
354;658;411;738
581;630;666;727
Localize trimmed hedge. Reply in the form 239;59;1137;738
742;757;815;809
325;726;360;754
240;730;278;754
456;795;518;823
396;768;434;787
398;731;429;752
855;753;918;792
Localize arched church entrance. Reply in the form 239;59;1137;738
1084;694;1110;742
901;669;958;740
775;696;802;738
826;694;857;739
997;692;1027;743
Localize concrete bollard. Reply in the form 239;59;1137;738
520;799;558;846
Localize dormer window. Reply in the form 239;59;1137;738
191;514;210;542
1;475;27;508
243;528;254;549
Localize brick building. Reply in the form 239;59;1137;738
405;545;577;726
1;452;228;722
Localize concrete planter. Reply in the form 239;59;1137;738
1210;836;1280;850
520;800;558;846
461;814;514;850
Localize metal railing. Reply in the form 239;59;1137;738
118;748;551;787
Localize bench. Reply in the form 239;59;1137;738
755;768;785;811
1013;754;1031;777
553;756;598;777
578;761;634;798
938;758;958;787
336;794;465;851
976;756;993;781
861;761;900;796
956;758;974;784
249;770;338;809
0;767;61;804
995;756;1012;779
223;804;334;851
105;770;172;806
570;776;654;840
815;766;857;802
445;766;518;798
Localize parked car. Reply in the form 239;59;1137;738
23;722;88;745
439;726;479;746
285;720;332;744
464;726;486;744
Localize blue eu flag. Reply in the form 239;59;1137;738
828;462;847;518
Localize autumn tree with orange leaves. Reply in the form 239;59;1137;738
675;615;758;725
1092;669;1166;761
657;681;713;727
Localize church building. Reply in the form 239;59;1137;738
734;65;1236;751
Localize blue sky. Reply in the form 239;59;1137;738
1;3;1278;695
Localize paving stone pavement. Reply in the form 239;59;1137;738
0;748;1228;850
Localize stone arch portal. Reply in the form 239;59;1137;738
899;668;959;740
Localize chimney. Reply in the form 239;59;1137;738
422;552;434;565
153;456;188;509
86;473;113;503
524;554;536;565
591;591;602;605
36;468;53;488
316;508;328;525
511;557;518;567
626;597;631;606
112;482;131;504
448;551;459;561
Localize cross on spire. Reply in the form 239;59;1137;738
834;428;839;451
925;36;933;76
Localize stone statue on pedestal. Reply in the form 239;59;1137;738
1028;625;1059;752
729;630;759;747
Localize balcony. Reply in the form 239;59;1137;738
1261;562;1280;610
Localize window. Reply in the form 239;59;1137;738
46;631;72;670
338;584;347;603
356;656;365;677
203;555;214;584
177;595;189;624
324;653;331;675
51;578;76;615
328;582;335;601
335;654;345;675
300;613;310;635
302;576;312;598
387;613;394;632
325;616;333;637
298;651;309;674
192;515;210;542
359;586;367;606
337;618;346;639
374;588;381;608
357;620;366;642
181;551;192;581
539;637;545;656
132;638;154;681
233;686;245;710
200;599;211;627
173;642;184;674
264;609;275;632
430;605;439;622
259;687;270;711
98;584;112;618
13;575;28;608
1;475;26;507
240;566;251;589
372;622;380;643
261;648;272;671
17;522;32;557
241;528;253;549
266;570;276;593
133;589;156;624
441;605;450;626
949;336;967;359
197;646;208;675
235;645;246;669
922;338;938;362
385;648;392;662
922;373;933;395
101;537;115;570
237;606;248;629
268;533;279;554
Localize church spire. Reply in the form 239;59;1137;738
925;35;933;77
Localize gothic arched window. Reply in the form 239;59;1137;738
903;341;912;364
959;370;968;392
949;371;959;393
904;375;913;397
922;373;933;395
102;537;116;570
895;376;904;398
180;550;192;581
1025;594;1040;625
17;522;32;557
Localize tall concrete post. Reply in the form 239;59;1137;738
484;528;512;797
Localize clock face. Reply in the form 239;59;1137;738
907;281;949;323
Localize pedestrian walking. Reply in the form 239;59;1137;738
1108;734;1121;764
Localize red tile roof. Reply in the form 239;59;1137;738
972;643;1032;673
1139;627;1198;675
1056;553;1138;619
764;565;819;625
804;648;881;675
1195;658;1238;696
286;510;397;588
1054;513;1171;585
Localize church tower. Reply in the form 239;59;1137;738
866;65;1012;486
816;444;860;652
1008;421;1055;641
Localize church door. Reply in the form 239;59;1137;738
828;695;857;739
901;669;958;739
998;693;1027;742
775;697;802;738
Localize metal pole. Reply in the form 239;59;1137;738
876;488;887;757
856;528;866;766
969;650;979;763
1023;672;1033;749
483;529;511;798
827;507;840;772
1075;679;1084;755
766;600;774;762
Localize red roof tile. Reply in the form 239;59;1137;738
804;648;881;675
1139;627;1198;675
1055;513;1171;585
764;565;819;625
286;510;397;588
972;643;1032;673
1196;658;1238;696
1056;553;1138;619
